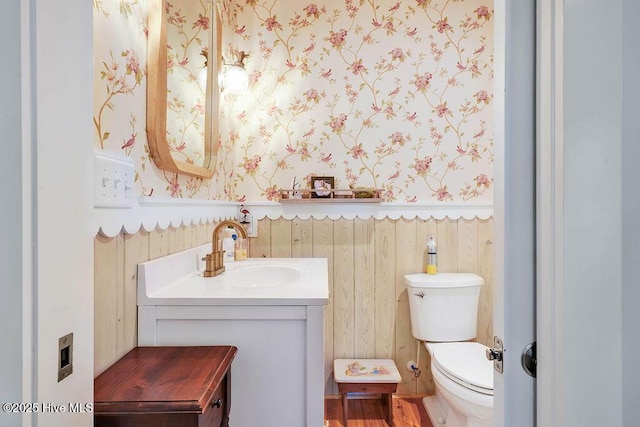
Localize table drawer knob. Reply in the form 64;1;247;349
211;399;223;408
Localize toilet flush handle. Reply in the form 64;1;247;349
414;291;425;298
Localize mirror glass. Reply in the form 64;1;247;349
147;0;220;178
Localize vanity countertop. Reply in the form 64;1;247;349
138;244;329;306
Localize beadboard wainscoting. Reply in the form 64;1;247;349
94;221;218;376
94;216;493;395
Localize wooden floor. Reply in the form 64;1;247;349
325;396;433;427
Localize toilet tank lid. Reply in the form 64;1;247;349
403;273;484;288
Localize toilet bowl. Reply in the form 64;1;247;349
424;342;493;427
403;273;493;427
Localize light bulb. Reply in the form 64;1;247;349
224;65;249;93
198;67;208;92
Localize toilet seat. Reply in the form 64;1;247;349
431;342;494;396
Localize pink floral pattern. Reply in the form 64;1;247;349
93;0;493;202
329;30;348;48
93;0;225;198
165;0;210;168
95;49;143;150
227;0;494;201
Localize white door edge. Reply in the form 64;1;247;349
493;0;537;426
536;0;564;425
492;0;506;420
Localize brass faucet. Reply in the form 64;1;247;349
202;219;249;277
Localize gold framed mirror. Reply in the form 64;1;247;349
147;0;220;178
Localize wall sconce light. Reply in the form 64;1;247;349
222;51;249;94
198;47;209;91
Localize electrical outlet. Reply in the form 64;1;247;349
238;213;257;237
246;214;257;237
94;150;135;208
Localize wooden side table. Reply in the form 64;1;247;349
334;359;402;427
94;346;237;427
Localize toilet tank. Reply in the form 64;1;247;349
404;273;484;342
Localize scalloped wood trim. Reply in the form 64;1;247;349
94;197;239;237
94;198;494;237
244;201;494;222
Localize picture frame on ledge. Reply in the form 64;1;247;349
310;176;334;198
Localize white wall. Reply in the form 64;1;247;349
30;0;94;425
562;0;623;425
621;0;640;424
0;1;25;425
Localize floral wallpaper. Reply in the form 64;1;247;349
94;0;221;198
166;0;211;168
93;0;494;202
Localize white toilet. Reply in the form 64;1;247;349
404;273;493;427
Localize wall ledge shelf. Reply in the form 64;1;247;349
280;197;383;204
279;188;383;202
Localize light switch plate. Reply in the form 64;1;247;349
94;150;135;208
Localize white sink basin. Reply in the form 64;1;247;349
223;264;303;288
137;244;329;306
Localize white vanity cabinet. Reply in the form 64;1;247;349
137;246;329;427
